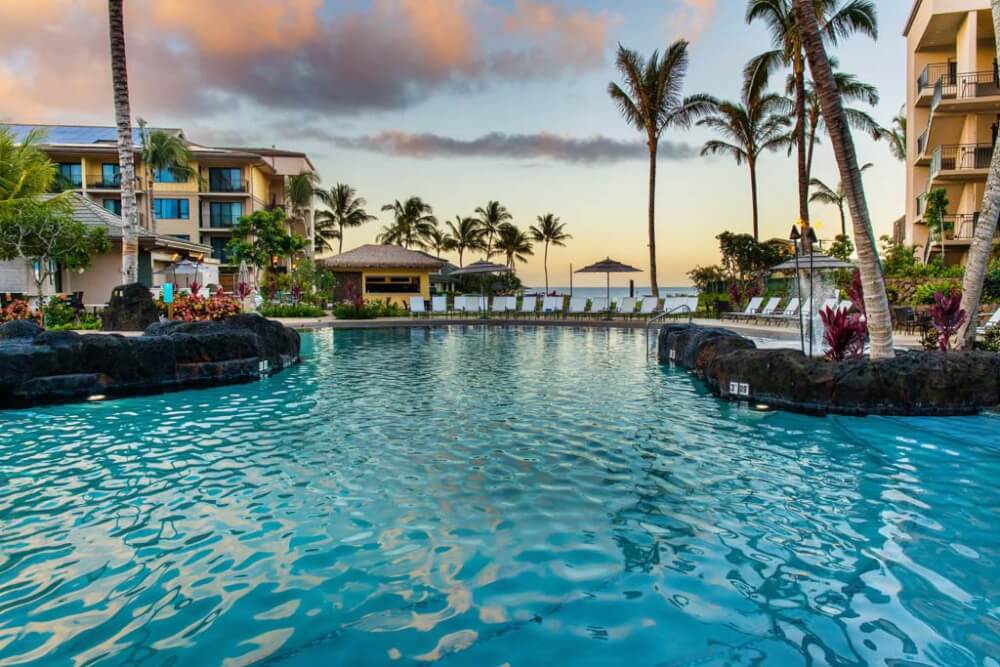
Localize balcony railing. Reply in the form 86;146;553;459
88;177;120;189
917;127;929;156
917;63;953;91
930;143;994;178
201;180;248;193
916;192;927;216
931;69;1000;113
208;214;241;228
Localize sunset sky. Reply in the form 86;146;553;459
1;0;911;287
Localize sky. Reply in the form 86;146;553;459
0;0;912;287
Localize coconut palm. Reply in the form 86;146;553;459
746;0;877;225
139;121;194;235
378;197;438;249
315;183;376;254
809;162;873;237
445;215;485;267
108;0;139;283
699;83;790;240
878;112;906;162
495;223;534;272
959;0;1000;348
474;200;512;258
287;171;320;258
791;0;894;359
426;227;456;258
528;213;571;293
0;127;58;205
608;41;715;297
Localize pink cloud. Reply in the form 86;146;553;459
665;0;718;43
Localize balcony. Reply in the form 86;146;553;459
916;127;929;158
200;180;248;194
916;63;954;105
206;214;240;229
928;213;1000;245
929;143;994;182
931;69;1000;114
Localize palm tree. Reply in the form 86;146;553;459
474;200;512;258
959;0;1000;348
608;41;714;297
746;0;877;226
698;83;790;240
0;127;58;205
528;213;571;293
139;121;194;235
792;0;894;359
287;171;319;259
426;227;456;258
378;197;438;249
445;215;485;267
495;223;534;271
878;112;906;162
315;183;376;254
108;0;139;284
808;162;873;236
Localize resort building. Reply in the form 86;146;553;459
1;124;318;289
321;245;446;306
904;0;1000;264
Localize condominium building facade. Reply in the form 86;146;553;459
904;0;1000;264
3;125;317;288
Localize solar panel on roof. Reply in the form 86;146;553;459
0;124;176;146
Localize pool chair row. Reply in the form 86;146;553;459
977;305;1000;336
409;295;700;319
723;296;856;326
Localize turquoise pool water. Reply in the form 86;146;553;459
1;327;997;666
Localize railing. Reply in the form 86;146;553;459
208;214;240;228
87;177;120;189
917;62;952;91
201;180;248;193
950;70;1000;100
931;76;950;112
916;192;927;216
917;127;929;156
930;143;994;179
645;305;695;359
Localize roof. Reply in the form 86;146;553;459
904;0;922;36
320;244;448;270
3;124;181;149
770;253;856;272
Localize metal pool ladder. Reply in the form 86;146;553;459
645;305;694;359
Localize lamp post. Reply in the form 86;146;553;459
806;225;818;357
789;225;805;355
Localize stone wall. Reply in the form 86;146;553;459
658;324;1000;416
0;314;300;408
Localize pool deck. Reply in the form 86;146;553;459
77;316;924;349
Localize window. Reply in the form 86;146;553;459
102;199;121;215
101;163;120;187
56;163;82;186
209;201;242;228
167;234;191;241
153;167;185;183
208;167;243;192
153;198;189;219
365;275;421;294
210;237;232;263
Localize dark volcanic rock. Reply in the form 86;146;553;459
102;283;160;331
659;323;1000;416
0;320;43;340
0;314;300;408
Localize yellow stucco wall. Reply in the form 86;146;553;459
251;166;271;205
333;267;433;306
62;246;123;306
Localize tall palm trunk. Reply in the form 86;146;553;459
838;203;846;237
958;0;1000;348
108;0;138;284
647;142;659;297
793;0;894;359
338;224;344;254
749;157;760;241
543;240;550;293
794;55;810;224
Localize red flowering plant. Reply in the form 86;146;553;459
820;306;867;361
188;280;201;298
0;299;40;323
158;293;241;321
929;289;967;352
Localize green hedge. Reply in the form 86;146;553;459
258;303;327;318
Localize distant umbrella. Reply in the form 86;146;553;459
449;260;511;318
575;257;642;311
155;258;202;288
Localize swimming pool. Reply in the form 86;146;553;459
1;327;997;665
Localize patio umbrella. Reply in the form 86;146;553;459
575;257;642;310
154;258;202;288
237;260;252;288
449;260;511;317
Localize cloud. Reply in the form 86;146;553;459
0;0;616;121
332;131;696;164
665;0;718;43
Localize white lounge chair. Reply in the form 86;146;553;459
977;306;1000;335
837;300;854;313
409;296;427;317
617;297;636;318
749;297;781;322
489;297;506;315
520;296;539;317
431;295;447;315
724;296;763;321
567;297;588;317
543;296;564;317
590;297;608;316
762;298;800;325
819;298;839;314
452;295;467;315
636;296;661;318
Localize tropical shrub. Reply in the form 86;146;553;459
47;313;101;331
42;298;78;327
158;293;242;321
0;299;39;323
979;326;1000;352
929;289;967;352
258;303;326;318
828;234;854;262
819;306;866;361
913;280;961;305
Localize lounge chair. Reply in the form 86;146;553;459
748;297;780;323
838;300;854;313
590;297;608;316
724;296;763;322
451;295;467;316
543;296;564;318
520;295;539;317
635;296;661;319
431;295;448;315
819;298;839;314
977;306;1000;335
409;296;427;317
616;297;636;318
762;298;800;326
489;297;506;316
566;297;588;318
